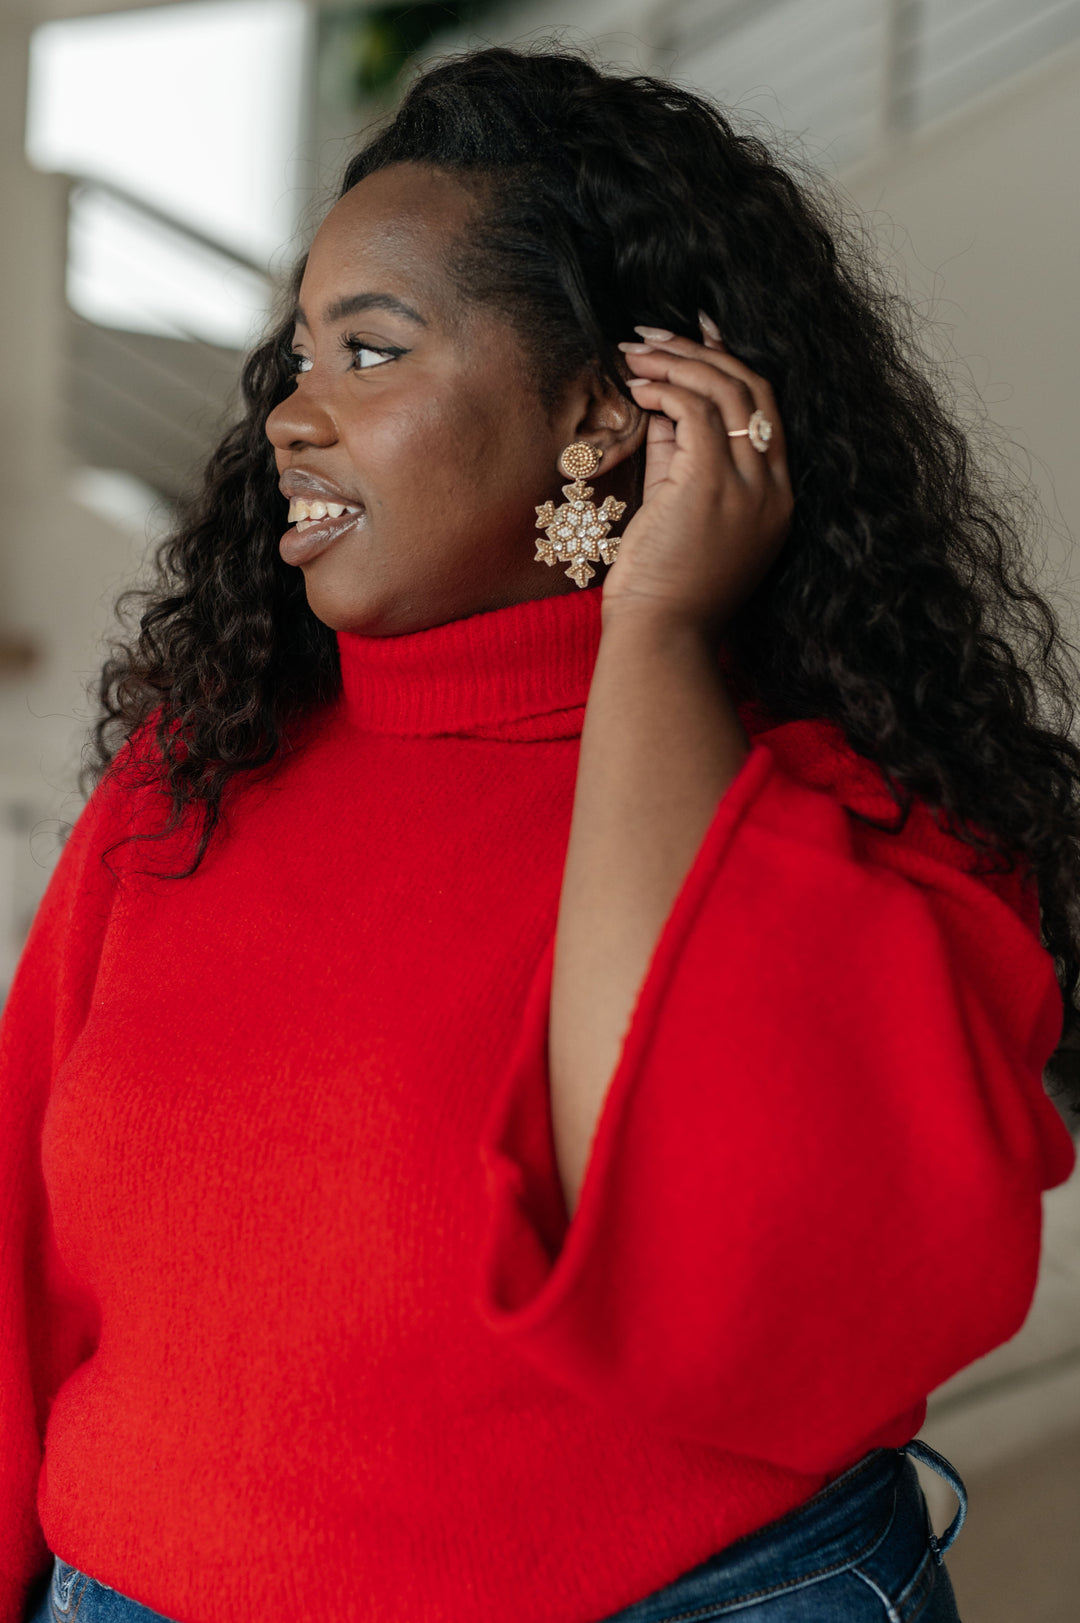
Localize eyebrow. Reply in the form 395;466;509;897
292;292;428;329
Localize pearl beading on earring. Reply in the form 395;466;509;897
534;441;627;588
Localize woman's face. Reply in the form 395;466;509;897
265;161;640;635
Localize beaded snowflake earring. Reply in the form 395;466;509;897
534;441;627;588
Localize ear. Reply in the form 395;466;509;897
562;365;648;475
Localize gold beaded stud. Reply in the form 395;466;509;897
557;441;602;481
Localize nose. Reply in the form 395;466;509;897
265;379;338;453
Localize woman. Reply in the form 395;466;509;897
4;42;1078;1623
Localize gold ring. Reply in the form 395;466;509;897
727;409;773;453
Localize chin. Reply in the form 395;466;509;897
302;573;393;636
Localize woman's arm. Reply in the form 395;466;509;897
549;321;791;1216
481;336;1074;1470
549;604;749;1216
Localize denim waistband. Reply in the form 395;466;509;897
600;1440;968;1622
897;1439;967;1561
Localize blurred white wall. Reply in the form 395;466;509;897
844;41;1080;634
0;10;143;974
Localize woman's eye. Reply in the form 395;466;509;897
283;341;404;376
349;345;395;369
340;334;405;370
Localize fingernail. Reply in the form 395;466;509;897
634;324;674;341
617;341;654;353
698;310;723;341
625;376;652;386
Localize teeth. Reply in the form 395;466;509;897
287;496;360;522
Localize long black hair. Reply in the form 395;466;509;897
83;43;1080;1108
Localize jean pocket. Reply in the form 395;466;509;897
850;1498;962;1623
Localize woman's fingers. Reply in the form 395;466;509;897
624;372;750;487
622;349;782;483
621;333;789;491
697;309;725;345
604;323;794;621
626;326;782;414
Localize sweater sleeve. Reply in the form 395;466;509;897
475;726;1077;1476
0;780;118;1622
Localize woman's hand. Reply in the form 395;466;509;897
603;315;793;629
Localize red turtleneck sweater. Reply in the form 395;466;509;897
0;585;1073;1623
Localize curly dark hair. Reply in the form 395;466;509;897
83;43;1080;1110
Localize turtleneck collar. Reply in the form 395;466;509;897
335;585;604;740
334;584;765;741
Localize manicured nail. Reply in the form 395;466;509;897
698;310;723;341
634;324;674;341
617;341;654;353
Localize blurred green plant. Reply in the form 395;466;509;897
319;2;497;103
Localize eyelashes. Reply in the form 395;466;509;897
338;332;409;369
281;333;409;376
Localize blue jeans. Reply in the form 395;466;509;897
597;1440;966;1621
26;1441;965;1622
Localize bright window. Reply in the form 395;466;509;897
26;0;310;343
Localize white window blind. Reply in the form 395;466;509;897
669;0;883;169
898;0;1080;128
659;0;1080;169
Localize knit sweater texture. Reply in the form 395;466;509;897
0;583;1074;1623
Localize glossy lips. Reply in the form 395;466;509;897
279;506;364;566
